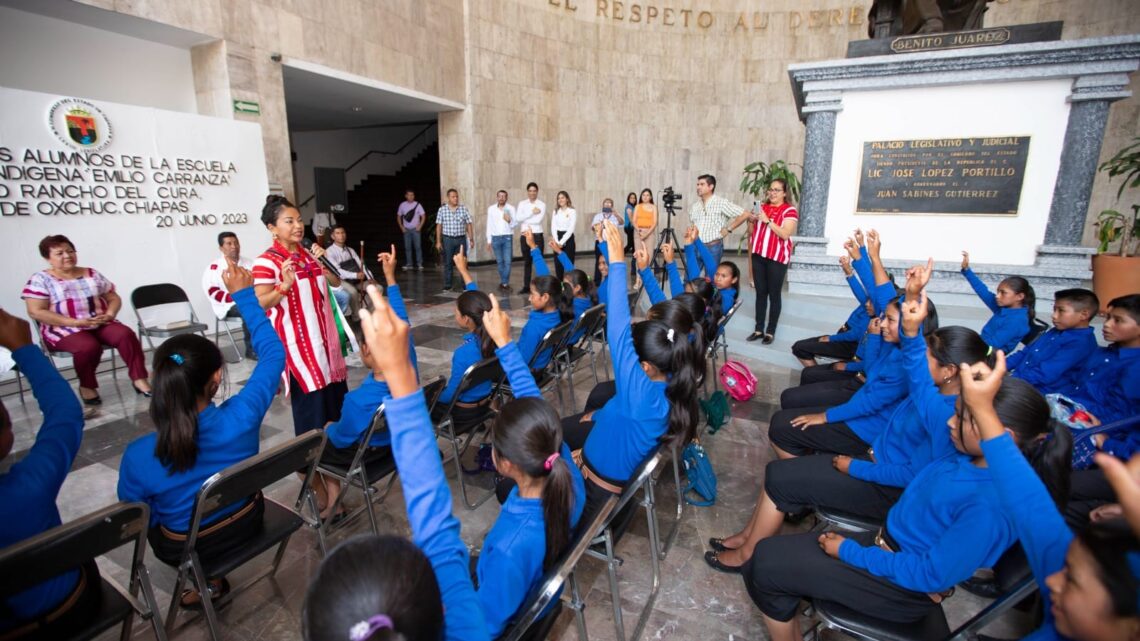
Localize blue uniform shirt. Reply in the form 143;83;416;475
1060;344;1140;424
961;267;1030;353
826;341;907;445
1007;326;1097;395
0;344;84;630
439;333;493;405
118;288;286;531
583;262;670;482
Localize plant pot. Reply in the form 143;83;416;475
1091;254;1140;312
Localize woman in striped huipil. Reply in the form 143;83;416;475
252;197;349;438
743;179;798;345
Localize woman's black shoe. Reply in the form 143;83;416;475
745;331;764;342
81;394;102;406
761;333;775;345
133;384;152;398
703;550;743;574
708;537;738;553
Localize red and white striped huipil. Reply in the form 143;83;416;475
749;202;798;265
201;255;255;319
252;241;346;395
21;268;115;346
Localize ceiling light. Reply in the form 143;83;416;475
351;106;364;112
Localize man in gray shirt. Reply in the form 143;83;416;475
397;189;426;270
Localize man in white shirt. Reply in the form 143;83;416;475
325;225;366;319
312;208;337;246
486;190;517;290
201;231;256;359
516;181;546;295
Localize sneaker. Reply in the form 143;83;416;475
416;265;424;271
402;265;411;271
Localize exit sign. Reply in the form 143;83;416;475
233;100;260;115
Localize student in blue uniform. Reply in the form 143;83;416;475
960;250;1034;353
430;251;496;429
1054;294;1140;425
0;310;92;639
962;351;1139;641
303;284;488;641
706;281;993;573
541;237;598;345
317;246;415;517
118;263;286;608
561;222;701;527
741;358;1071;641
683;227;740;321
519;229;570;369
793;254;870;369
1007;288;1099;395
475;294;586;636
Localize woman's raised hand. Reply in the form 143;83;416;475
843;237;860;260
359;285;416;397
452;245;469;274
960;250;970;271
548;239;563;254
379;244;398;285
838;255;853;276
854;228;865;247
661;242;675;264
904;258;934;300
603;221;625;264
522;228;537;250
482;293;513;347
900;289;928;338
865;229;881;256
634;244;650;271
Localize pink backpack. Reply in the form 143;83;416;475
718;360;757;402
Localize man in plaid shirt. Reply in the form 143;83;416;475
435;188;473;291
688;174;744;271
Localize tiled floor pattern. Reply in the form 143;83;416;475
0;257;1037;640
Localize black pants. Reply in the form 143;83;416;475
584;381;617;413
290;377;348;437
744;530;936;623
765;454;900;521
768;407;871;458
780;379;862;410
1064;468;1115;531
148;495;265;568
521;233;545;287
800;364;860;386
624;226;635;252
554;235;576;281
320;441;391;469
791;337;857;362
432;398;493;436
752;255;789;334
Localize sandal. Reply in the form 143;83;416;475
180;578;230;610
703;550;743;575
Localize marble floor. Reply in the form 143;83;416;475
0;255;1037;641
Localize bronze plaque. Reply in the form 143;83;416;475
890;28;1011;54
856;136;1030;215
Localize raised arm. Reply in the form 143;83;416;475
380;245;419;373
635;243;665;305
484;294;541;399
960;251;999;313
693;234;717;277
224;266;286;418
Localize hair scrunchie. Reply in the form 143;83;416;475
349;615;393;641
544;452;560;471
169;353;184;365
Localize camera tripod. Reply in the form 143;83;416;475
636;199;687;297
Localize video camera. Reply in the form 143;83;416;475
662;186;682;210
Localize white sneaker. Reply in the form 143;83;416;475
416;265;424;271
402;265;411;271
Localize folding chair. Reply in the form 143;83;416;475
1021;316;1050;347
164;430;327;640
130;283;209;352
805;544;1035;641
556;304;608;408
704;298;743;393
497;493;620;641
583;445;667;641
214;316;244;363
0;501;168;641
526;320;576;412
318;376;446;535
431;356;505;510
627;288;641;316
33;319;119;385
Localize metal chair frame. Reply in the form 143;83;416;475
164;431;327;640
213;315;244;363
0;501;169;641
33;319;120;386
318;377;445;535
704;298;743;393
130;283;209;352
555;305;607;409
430;356;505;510
501;320;575;412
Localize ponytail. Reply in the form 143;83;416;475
556;280;576;324
648;298;708;381
1002;276;1037;335
926;326;991;372
991;377;1071;508
632;320;700;448
151;335;224;473
531;276;570;321
457;291;495;358
565;269;598;305
490;398;574;570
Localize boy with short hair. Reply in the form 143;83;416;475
1007;288;1099;395
1056;293;1140;427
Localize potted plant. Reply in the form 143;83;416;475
1092;136;1140;310
737;160;803;252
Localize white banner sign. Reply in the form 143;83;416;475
0;86;270;332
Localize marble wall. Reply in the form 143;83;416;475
71;0;1138;254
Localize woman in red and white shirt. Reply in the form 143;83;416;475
252;197;349;437
730;179;798;344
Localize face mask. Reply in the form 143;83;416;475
603;207;613;213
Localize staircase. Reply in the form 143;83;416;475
344;141;440;269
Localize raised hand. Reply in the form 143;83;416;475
865;229;881;256
854;228;865;247
904;258;934;300
900;289;928;338
661;242;675;264
683;226;697;244
358;285;416;397
548;239;563;254
960;250;970;271
868;316;883;335
0;308;33;352
843;237;860;260
603;221;625;264
222;261;255;293
379;244;398;285
522;228;537;250
482;293;513;347
838;255;853;276
634;244;650;271
958;350;1006;421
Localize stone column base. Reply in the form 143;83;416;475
787;238;1093;305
